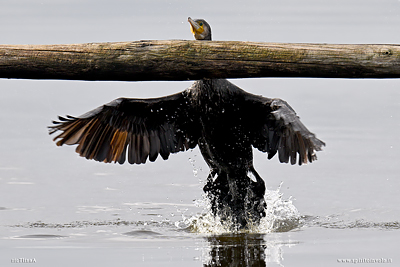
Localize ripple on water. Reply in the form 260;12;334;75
302;215;400;230
123;230;162;237
10;186;398;235
13;234;67;239
12;219;174;229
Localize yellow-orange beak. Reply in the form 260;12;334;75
188;17;204;35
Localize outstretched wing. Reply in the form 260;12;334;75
244;93;325;165
49;90;199;164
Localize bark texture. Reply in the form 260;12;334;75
1;40;400;81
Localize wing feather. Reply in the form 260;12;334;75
244;94;325;165
148;130;160;162
49;90;198;164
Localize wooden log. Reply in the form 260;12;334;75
1;40;400;81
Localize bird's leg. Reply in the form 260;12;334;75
203;168;266;229
203;170;218;215
203;170;230;218
246;166;267;223
203;169;217;194
222;167;267;229
226;170;251;229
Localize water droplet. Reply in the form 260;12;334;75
178;185;300;234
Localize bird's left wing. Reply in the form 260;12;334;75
243;92;325;165
49;90;199;164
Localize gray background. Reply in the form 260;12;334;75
1;0;400;266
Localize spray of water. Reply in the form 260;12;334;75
176;183;301;234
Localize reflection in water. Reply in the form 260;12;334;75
205;234;267;267
204;233;287;267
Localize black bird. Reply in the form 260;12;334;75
49;17;325;229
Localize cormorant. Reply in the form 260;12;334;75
49;17;325;229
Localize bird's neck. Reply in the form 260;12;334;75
197;79;231;98
199;78;216;93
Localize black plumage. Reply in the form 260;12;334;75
50;80;323;166
49;18;325;229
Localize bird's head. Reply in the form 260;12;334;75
188;17;212;40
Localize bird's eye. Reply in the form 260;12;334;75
199;22;203;26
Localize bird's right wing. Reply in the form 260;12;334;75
49;90;199;164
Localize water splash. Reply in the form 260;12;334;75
176;184;301;234
188;157;199;177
